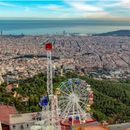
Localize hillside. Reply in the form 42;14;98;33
94;30;130;36
0;72;130;124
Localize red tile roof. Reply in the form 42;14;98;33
0;105;17;125
7;84;13;92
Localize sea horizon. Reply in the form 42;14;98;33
0;19;130;35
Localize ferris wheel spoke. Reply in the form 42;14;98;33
81;93;88;98
60;103;68;109
60;83;69;93
62;103;73;123
62;101;71;116
76;104;84;116
72;103;76;125
60;90;70;96
63;84;72;94
60;102;69;113
79;100;86;105
59;99;69;107
76;87;86;96
73;85;78;94
76;91;82;98
59;99;69;108
59;99;68;104
77;103;86;116
79;100;86;108
80;97;88;102
80;97;87;102
68;84;74;94
59;95;68;100
76;103;82;123
59;102;69;109
80;101;88;109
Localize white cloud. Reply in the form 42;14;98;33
64;0;103;12
83;11;111;18
69;2;102;11
0;2;16;7
100;0;130;9
38;4;63;10
120;0;130;8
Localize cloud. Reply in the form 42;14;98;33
0;2;16;7
38;4;63;10
64;0;103;12
120;0;130;8
83;11;111;18
0;0;130;19
99;0;130;9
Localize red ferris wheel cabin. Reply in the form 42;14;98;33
45;43;53;51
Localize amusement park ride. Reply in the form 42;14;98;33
31;43;94;130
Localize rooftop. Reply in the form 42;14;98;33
0;105;17;125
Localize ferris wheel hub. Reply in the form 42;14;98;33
68;93;79;103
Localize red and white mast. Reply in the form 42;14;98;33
45;43;53;96
45;43;60;130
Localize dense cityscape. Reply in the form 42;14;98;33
0;35;130;83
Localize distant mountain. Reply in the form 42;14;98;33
94;30;130;36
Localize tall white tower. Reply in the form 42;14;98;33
45;43;60;130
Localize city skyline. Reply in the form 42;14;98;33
0;0;130;20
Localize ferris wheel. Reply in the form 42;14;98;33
57;78;94;125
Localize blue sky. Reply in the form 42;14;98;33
0;0;130;20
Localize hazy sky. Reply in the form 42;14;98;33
0;0;130;20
